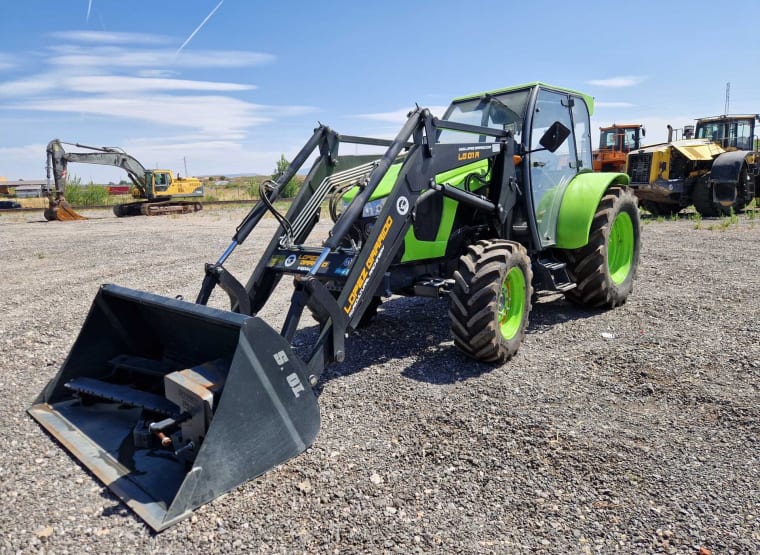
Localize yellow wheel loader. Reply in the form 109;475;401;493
626;114;760;216
29;83;640;531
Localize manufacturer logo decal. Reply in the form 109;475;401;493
284;254;297;267
396;196;409;216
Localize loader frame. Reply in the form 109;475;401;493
197;108;519;383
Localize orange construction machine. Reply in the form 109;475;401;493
592;124;645;172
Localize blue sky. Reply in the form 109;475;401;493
1;0;758;182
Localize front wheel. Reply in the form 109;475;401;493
559;186;641;308
449;240;533;364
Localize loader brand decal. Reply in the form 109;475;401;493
295;254;330;272
344;214;393;317
457;144;492;161
284;254;297;267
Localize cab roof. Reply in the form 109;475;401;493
696;114;759;123
452;82;595;116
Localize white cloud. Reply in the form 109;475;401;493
354;106;449;123
0;53;14;71
586;76;648;88
595;101;636;108
69;75;255;93
14;94;315;138
138;69;180;78
49;31;172;45
47;45;275;69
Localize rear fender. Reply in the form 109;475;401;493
710;151;750;205
555;172;630;249
710;151;750;184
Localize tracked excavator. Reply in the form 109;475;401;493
30;83;640;531
44;140;204;220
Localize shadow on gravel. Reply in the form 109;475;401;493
528;293;603;334
296;293;605;389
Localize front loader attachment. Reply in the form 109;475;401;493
28;284;320;531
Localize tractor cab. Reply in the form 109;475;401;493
593;124;645;173
695;114;759;151
598;125;644;153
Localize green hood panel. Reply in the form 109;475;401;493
341;159;488;203
555;172;630;249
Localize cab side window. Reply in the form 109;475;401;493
530;89;577;246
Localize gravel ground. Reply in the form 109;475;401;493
0;206;758;554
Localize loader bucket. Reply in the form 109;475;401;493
28;284;320;531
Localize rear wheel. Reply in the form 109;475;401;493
692;168;749;217
449;240;532;363
560;186;641;308
692;174;727;217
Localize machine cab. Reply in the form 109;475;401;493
695;115;759;151
440;83;594;248
146;170;174;196
598;125;643;153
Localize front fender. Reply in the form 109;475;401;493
555;172;630;249
710;151;750;184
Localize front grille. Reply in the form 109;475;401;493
627;153;652;183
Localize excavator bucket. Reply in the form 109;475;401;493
28;284;320;531
44;201;87;221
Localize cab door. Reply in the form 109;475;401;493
528;88;579;247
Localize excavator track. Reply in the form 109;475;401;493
113;200;203;217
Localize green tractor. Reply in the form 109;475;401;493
30;82;640;531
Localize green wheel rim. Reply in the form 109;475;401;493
608;211;634;285
498;266;526;340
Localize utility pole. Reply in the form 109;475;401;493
184;156;188;176
724;82;730;115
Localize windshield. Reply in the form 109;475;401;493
696;119;755;149
438;89;530;144
599;127;639;152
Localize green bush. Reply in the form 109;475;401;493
64;176;109;206
273;154;301;198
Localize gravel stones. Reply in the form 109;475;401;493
0;208;758;553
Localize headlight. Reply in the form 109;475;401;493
361;197;386;218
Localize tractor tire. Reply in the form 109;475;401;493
449;239;532;364
691;168;749;217
559;186;641;308
692;175;726;217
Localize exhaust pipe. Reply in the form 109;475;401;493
29;284;320;531
667;124;673;143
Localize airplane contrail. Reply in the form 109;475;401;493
86;0;92;21
175;0;224;59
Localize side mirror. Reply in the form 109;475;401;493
538;121;571;153
641;126;646;137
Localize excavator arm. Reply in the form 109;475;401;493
46;139;150;197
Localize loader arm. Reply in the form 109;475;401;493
194;109;514;382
